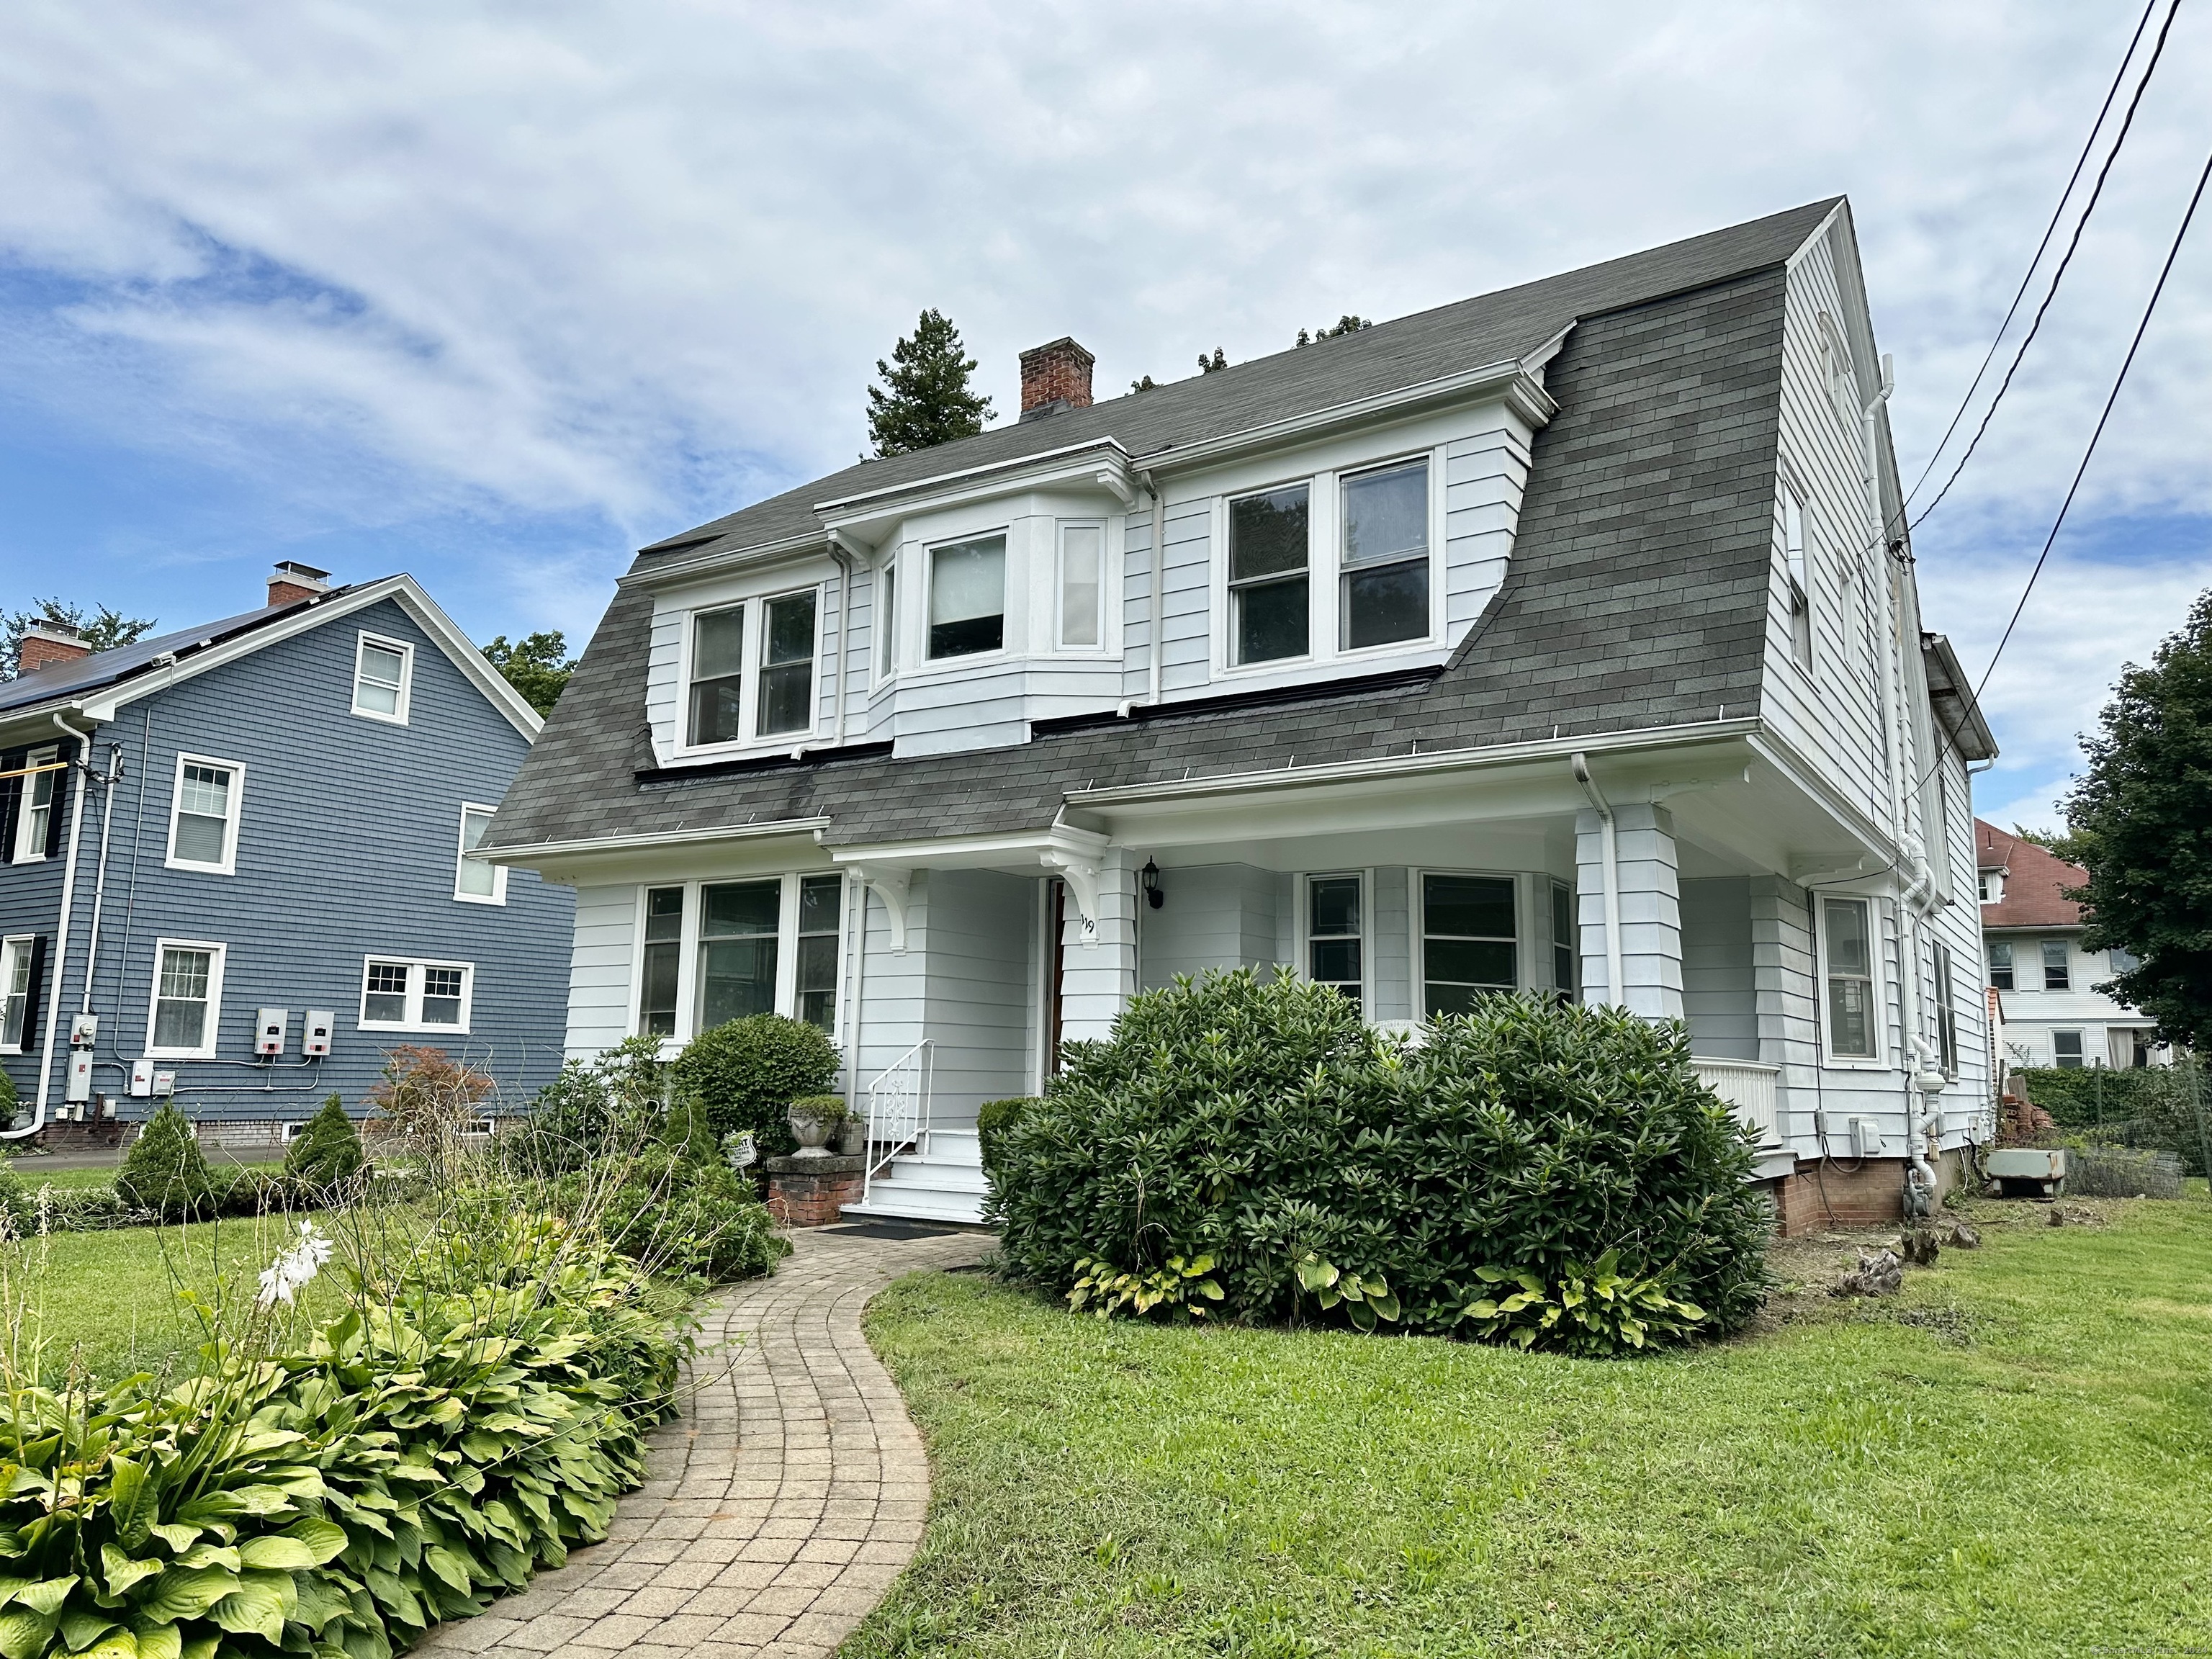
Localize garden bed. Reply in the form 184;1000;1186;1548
853;1192;2212;1658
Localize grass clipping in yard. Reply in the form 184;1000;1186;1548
855;1195;2212;1658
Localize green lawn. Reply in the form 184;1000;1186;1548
855;1197;2212;1658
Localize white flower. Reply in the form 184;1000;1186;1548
256;1220;336;1307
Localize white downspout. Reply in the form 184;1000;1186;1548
23;712;93;1138
1570;753;1624;1010
78;745;122;1017
826;536;857;744
1143;472;1165;706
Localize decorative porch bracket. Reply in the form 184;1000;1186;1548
1039;850;1102;945
850;865;912;953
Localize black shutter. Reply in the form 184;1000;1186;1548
0;748;22;866
41;744;70;860
17;935;47;1055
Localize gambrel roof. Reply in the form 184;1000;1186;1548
490;198;1847;855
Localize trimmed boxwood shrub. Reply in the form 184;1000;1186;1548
284;1092;367;1190
976;1097;1037;1187
671;1014;839;1155
991;968;1770;1344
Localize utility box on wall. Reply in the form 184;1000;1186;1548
255;1009;288;1057
302;1012;334;1058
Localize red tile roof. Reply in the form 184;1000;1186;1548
1976;818;2087;930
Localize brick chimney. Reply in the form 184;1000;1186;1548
267;561;331;607
1019;337;1095;421
19;619;91;674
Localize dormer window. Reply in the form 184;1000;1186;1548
1230;483;1310;665
1340;459;1429;649
685;588;822;747
930;534;1006;659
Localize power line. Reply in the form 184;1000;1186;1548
1907;0;2185;533
1925;139;2212;796
1902;0;2164;509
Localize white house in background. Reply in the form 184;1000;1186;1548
1976;819;2166;1071
486;197;1999;1233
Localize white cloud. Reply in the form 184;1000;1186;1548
1;0;2210;718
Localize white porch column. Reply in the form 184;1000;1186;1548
1058;848;1138;1043
1575;801;1683;1021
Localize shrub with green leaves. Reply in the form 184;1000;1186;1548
975;1097;1036;1187
508;1037;667;1177
284;1094;366;1192
0;1210;686;1659
587;1148;789;1285
991;969;1769;1346
115;1103;215;1220
670;1015;838;1154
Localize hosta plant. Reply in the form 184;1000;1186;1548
1066;1255;1225;1322
1459;1251;1709;1355
1292;1252;1401;1331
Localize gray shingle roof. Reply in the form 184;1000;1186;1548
490;199;1834;855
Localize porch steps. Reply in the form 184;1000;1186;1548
839;1127;991;1226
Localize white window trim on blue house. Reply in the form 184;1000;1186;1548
357;956;476;1034
145;938;228;1060
353;631;415;725
164;752;245;876
454;804;507;905
9;745;58;864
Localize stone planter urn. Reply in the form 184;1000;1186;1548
787;1102;840;1159
837;1114;868;1156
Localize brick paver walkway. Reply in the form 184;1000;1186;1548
419;1223;989;1658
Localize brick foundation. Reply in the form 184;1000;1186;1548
765;1153;866;1228
1767;1150;1967;1237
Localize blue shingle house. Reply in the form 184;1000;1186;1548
0;562;572;1146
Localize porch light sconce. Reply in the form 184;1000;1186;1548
1141;858;1164;909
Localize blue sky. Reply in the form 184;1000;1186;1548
3;1;2209;832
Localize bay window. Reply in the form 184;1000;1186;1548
639;873;848;1040
1551;881;1577;1000
1820;896;1879;1061
1340;459;1429;649
699;879;781;1026
929;534;1007;659
1058;523;1104;648
1230;484;1310;665
1421;873;1516;1015
639;886;683;1037
1306;873;1362;1008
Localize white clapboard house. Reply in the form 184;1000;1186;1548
485;199;1997;1231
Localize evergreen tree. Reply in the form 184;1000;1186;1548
1295;315;1373;348
284;1093;367;1190
1;600;156;680
2064;589;2212;1043
866;310;994;457
117;1102;214;1219
482;630;575;716
1197;348;1228;374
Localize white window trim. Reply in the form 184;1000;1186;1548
1778;472;1815;678
10;745;58;864
873;560;899;685
145;938;228;1060
631;873;851;1045
163;752;246;876
1295;869;1372;1010
1211;447;1445;683
920;529;1015;670
453;803;508;905
356;956;477;1034
1815;894;1887;1069
0;934;35;1051
675;583;826;757
1053;519;1114;656
1409;868;1522;1018
352;632;415;724
2051;1028;2086;1069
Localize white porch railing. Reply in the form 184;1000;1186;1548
861;1040;933;1207
1693;1056;1783;1147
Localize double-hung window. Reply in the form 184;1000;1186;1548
685;592;820;746
166;755;242;874
1551;881;1577;1001
1340;459;1429;650
1933;941;1959;1076
1987;940;2014;990
1306;873;1362;1009
637;875;848;1039
353;634;413;722
454;804;505;903
358;957;473;1031
1229;485;1310;665
1058;523;1104;649
1422;873;1516;1015
10;746;58;863
2041;938;2071;991
2052;1029;2085;1069
929;535;1007;659
148;940;225;1058
1820;896;1879;1060
0;936;37;1052
1781;486;1813;668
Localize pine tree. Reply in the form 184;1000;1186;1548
866;310;994;457
1198;348;1228;374
284;1093;367;1190
117;1102;213;1218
